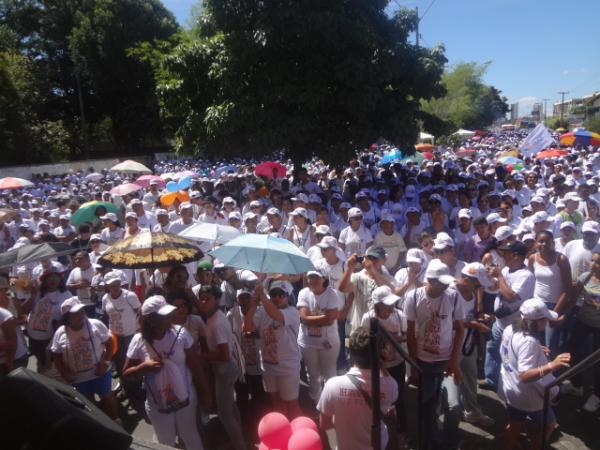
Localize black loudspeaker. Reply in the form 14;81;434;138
0;367;132;450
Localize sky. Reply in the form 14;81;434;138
162;0;600;117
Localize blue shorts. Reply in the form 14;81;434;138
506;404;555;426
73;370;112;397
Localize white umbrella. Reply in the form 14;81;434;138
453;128;476;138
109;160;152;174
85;172;103;181
179;222;241;245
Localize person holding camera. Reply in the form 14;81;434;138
482;241;535;392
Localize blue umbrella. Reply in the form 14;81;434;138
209;234;315;274
378;148;402;165
498;156;524;165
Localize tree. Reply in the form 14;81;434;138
421;62;508;131
545;116;569;131
159;1;446;164
0;0;179;163
584;115;600;134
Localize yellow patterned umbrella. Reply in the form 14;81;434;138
98;231;203;269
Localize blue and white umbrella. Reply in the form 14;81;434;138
209;233;315;274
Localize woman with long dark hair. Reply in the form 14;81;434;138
124;295;208;449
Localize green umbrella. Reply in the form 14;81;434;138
399;152;425;164
0;242;75;269
71;201;119;226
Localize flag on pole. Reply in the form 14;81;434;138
520;123;554;157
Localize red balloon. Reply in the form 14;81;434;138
258;412;292;450
287;428;322;450
290;416;319;434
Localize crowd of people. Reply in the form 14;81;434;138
0;128;599;450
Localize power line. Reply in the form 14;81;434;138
420;0;439;20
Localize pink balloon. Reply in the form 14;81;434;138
287;428;322;450
258;412;292;449
290;416;319;434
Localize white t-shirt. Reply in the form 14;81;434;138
314;258;346;305
183;314;206;345
498;325;558;412
373;231;407;271
204;310;237;354
494;266;536;329
339;226;373;257
361;309;407;368
27;290;71;340
66;266;95;305
317;367;398;450
101;227;123;245
50;319;110;383
0;307;27;363
101;289;141;336
564;239;600;281
253;306;301;376
126;326;193;405
296;287;341;349
404;286;465;362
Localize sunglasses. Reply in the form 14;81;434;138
269;290;287;298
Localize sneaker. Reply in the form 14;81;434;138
583;393;600;413
560;382;584;397
477;380;497;392
463;411;495;427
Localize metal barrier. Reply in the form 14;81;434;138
369;317;424;450
541;347;600;449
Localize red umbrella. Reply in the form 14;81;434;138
455;148;477;158
0;177;34;190
255;162;287;179
535;148;568;160
136;175;165;188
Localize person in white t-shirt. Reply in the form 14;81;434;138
297;270;341;402
405;259;465;449
66;251;96;317
243;281;302;419
197;284;245;450
338;207;373;258
499;299;571;450
394;248;426;309
360;286;407;436
373;211;407;274
101;270;141;384
0;277;28;373
51;297;118;420
317;327;398;450
124;295;208;450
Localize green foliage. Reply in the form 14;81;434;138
545;116;569;130
0;0;179;164
584;115;600;134
159;1;447;164
421;62;508;131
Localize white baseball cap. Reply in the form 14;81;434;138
141;295;176;316
461;262;491;288
520;298;558;321
433;232;454;251
266;207;281;216
424;259;455;285
458;208;472;219
582;221;600;234
315;225;331;236
486;213;503;224
60;296;85;315
531;211;550;224
100;212;118;222
290;207;309;219
371;285;400;306
494;225;513;242
104;270;124;285
406;248;422;264
347;207;363;220
560;221;576;230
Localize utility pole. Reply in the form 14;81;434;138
415;6;419;49
558;91;569;122
542;98;549;121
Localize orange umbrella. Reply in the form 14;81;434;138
415;143;435;152
535;149;568;160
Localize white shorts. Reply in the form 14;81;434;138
262;372;300;401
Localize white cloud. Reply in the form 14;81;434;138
562;68;590;76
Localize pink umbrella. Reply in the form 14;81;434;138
173;170;199;180
136;175;165;188
110;183;143;196
255;162;287;179
0;177;34;190
422;152;434;160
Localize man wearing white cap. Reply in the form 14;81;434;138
405;259;464;449
453;208;475;261
373;210;407;274
554;221;576;253
152;209;171;232
556;192;584;237
338;207;373;258
431;232;466;279
499;298;570;450
167;202;196;234
564;220;600;280
142;180;161;207
100;212;123;245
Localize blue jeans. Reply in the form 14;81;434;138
336;319;348;371
544;302;564;358
484;321;503;389
418;360;447;448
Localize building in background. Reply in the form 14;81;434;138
510;103;519;121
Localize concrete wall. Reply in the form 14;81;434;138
0;157;150;179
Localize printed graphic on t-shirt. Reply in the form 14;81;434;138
242;335;258;367
108;309;124;335
422;316;441;355
307;306;323;337
31;299;53;332
72;337;95;373
262;323;281;365
382;332;399;362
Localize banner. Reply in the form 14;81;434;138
520;123;554;157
